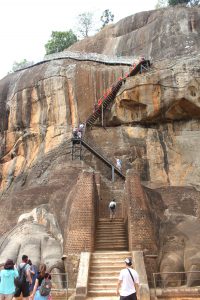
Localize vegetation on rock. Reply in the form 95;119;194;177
45;30;78;55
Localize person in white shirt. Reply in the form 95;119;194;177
116;158;122;171
116;257;139;300
108;199;116;220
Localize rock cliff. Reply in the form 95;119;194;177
0;5;200;289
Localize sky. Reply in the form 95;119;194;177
0;0;158;79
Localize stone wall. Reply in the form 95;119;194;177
63;170;99;287
124;170;159;284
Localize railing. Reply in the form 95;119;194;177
71;137;125;181
153;271;200;299
50;272;68;299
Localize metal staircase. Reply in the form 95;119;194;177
85;59;150;128
71;137;125;181
71;58;151;181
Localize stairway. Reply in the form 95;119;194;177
85;59;150;128
88;251;131;298
95;218;128;251
87;218;129;298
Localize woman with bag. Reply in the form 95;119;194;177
30;264;52;300
0;259;18;300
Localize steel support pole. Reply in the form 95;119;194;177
101;104;104;127
112;166;115;182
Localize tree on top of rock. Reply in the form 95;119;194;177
77;12;93;38
168;0;189;4
100;9;114;29
45;30;78;55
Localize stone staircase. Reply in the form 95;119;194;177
95;218;128;251
88;251;131;298
87;218;129;298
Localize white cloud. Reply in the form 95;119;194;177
0;0;157;79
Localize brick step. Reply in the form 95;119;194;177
96;235;126;241
95;245;127;249
95;238;127;247
96;234;127;242
96;231;126;235
95;249;127;252
97;221;124;224
96;227;124;231
98;219;124;222
96;228;125;232
95;241;127;246
95;246;127;251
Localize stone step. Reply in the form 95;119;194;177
89;283;117;290
88;290;117;297
92;251;131;257
91;265;124;270
90;265;124;272
90;270;120;277
90;277;118;284
86;297;118;300
91;257;125;265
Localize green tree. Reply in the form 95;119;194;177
168;0;189;5
100;9;114;28
77;12;93;38
45;30;78;55
11;59;34;72
155;0;168;8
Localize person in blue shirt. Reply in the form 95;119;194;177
0;259;18;300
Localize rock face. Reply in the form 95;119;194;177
0;5;200;289
68;6;200;60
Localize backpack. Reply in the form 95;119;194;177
14;264;27;288
109;202;116;209
39;278;52;296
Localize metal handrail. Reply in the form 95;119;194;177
153;271;200;299
71;137;125;180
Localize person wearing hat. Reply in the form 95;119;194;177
116;257;139;300
0;259;18;300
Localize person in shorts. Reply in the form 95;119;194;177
13;255;32;300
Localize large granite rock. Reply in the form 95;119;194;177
68;5;200;60
0;5;200;288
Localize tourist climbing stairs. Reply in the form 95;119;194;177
87;218;129;297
